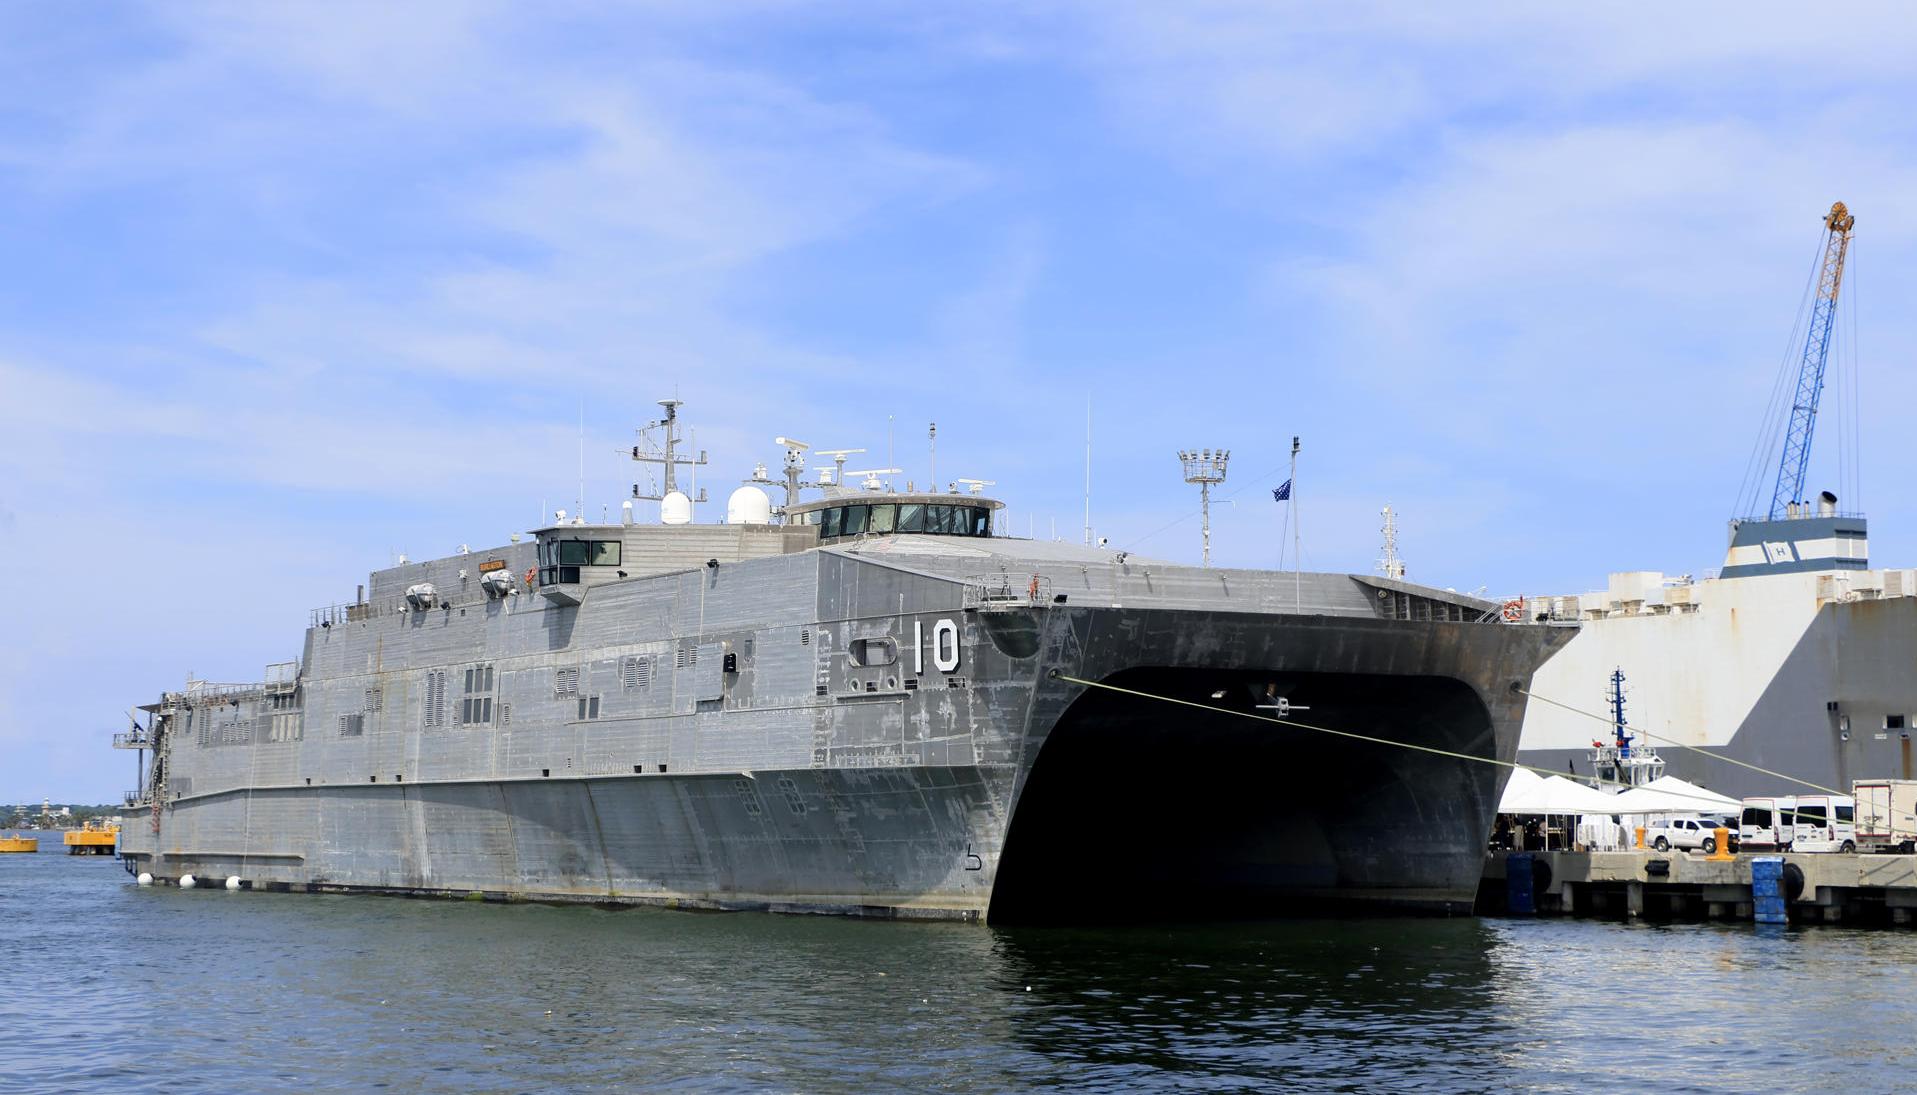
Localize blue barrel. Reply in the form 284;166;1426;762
1751;855;1788;924
1506;852;1536;915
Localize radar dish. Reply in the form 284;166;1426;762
661;490;693;525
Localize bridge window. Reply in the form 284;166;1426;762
808;502;991;541
537;539;622;584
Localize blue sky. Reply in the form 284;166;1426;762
5;3;1917;801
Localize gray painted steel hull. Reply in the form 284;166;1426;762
119;534;1566;921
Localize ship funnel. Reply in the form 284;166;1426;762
1819;490;1837;517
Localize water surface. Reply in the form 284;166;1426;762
3;847;1910;1092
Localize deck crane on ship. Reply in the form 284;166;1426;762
1766;201;1855;522
1720;201;1867;579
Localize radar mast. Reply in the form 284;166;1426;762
631;399;709;514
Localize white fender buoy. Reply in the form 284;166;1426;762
225;876;242;890
179;873;197;888
136;872;154;886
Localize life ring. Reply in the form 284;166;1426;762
1501;598;1524;622
524;566;538;588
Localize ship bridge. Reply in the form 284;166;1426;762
786;491;1004;545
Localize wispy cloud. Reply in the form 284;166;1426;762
7;4;1917;798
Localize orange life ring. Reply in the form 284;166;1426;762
525;567;538;588
1501;598;1524;622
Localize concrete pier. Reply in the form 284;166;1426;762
1481;850;1917;926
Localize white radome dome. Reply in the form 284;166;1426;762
660;490;693;525
726;486;773;525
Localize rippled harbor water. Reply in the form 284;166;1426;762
5;848;1916;1092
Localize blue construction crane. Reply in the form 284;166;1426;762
1767;201;1855;520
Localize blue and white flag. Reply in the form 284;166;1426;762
1272;480;1292;502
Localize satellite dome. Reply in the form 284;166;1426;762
660;490;693;525
727;486;773;525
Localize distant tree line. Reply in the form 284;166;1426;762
4;803;118;828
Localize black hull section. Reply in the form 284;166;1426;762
988;607;1564;923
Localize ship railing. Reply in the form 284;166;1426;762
961;572;1057;612
170;681;266;707
112;730;152;750
311;600;398;628
123;791;145;807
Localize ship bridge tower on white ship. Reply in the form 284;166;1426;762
1588;667;1664;789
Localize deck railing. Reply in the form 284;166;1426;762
961;572;1056;611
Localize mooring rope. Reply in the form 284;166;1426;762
1052;673;1763;810
1515;687;1843;795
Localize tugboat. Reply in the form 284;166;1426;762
114;402;1569;922
1588;668;1665;790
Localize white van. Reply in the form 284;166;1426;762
1740;796;1797;851
1791;795;1856;853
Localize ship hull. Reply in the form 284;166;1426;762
122;587;1565;922
1519;573;1917;800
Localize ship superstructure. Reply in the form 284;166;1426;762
116;403;1567;921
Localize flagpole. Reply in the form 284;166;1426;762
1289;436;1301;609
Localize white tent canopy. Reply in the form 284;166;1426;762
1499;770;1625;815
1609;775;1741;816
1498;770;1741;817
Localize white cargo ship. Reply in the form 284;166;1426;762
1517;202;1917;798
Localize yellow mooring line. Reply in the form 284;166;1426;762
1052;673;1832;807
1513;686;1843;795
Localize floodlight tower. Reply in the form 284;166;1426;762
1177;448;1230;567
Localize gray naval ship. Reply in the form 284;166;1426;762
114;402;1568;922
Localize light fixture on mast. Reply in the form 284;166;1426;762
1177;448;1230;568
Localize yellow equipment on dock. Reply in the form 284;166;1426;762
64;819;119;856
0;834;39;853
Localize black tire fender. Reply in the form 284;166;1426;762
1783;862;1807;902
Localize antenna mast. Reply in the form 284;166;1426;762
771;437;814;517
1083;398;1093;546
631;399;709;507
1378;503;1405;579
1289;436;1301;607
1177;448;1230;568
